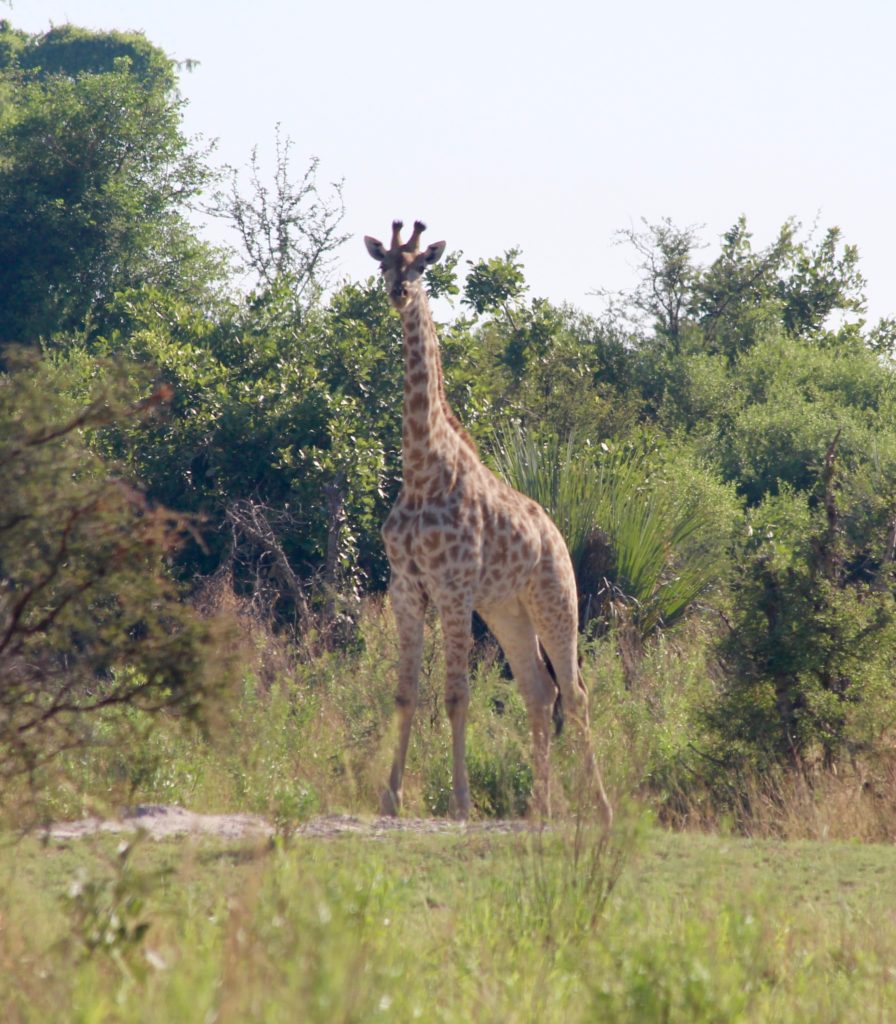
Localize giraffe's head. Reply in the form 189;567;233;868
364;220;446;312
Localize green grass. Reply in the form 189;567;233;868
5;601;896;1021
3;820;896;1023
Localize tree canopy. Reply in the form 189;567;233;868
0;22;216;347
2;18;895;778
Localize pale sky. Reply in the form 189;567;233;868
11;0;896;322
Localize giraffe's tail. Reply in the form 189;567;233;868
540;644;589;738
552;690;565;737
538;641;565;737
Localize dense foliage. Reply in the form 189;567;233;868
0;351;236;778
0;23;218;349
2;18;895;787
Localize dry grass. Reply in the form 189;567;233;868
733;757;896;842
5;594;896;846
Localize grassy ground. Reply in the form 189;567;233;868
3;817;896;1023
5;602;896;1022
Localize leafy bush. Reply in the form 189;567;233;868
713;467;896;768
717;334;896;504
0;352;237;784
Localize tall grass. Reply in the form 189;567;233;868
8;594;896;843
3;601;567;827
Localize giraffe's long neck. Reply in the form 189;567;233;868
399;289;461;494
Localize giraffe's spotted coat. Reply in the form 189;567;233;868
364;220;611;825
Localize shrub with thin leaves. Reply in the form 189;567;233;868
490;427;735;638
489;429;601;576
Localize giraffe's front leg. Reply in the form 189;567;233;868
439;598;474;821
382;581;426;816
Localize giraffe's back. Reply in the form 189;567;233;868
384;461;577;616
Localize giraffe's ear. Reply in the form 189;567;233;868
364;236;388;262
422;240;446;265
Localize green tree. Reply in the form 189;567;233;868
715;442;896;768
463;248;527;318
712;333;896;504
609;218;703;354
94;274;408;606
0;24;217;346
779;226;866;338
460;252;636;441
210;126;349;316
3;22;179;87
696;216;794;359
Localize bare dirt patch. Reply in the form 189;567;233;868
42;804;536;842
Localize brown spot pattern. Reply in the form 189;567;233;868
372;255;611;824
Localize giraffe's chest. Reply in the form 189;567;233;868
382;493;476;573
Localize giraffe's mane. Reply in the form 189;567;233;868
436;367;478;454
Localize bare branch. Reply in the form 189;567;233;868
209;126;349;308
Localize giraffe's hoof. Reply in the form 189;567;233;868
448;791;470;822
528;799;551;822
380;787;401;817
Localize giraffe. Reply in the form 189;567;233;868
364;220;612;825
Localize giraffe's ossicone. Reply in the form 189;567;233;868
364;220;612;825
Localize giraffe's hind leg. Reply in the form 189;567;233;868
524;587;613;827
480;600;557;818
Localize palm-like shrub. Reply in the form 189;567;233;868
490;428;733;639
489;431;600;577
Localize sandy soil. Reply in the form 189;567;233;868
42;804;536;842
